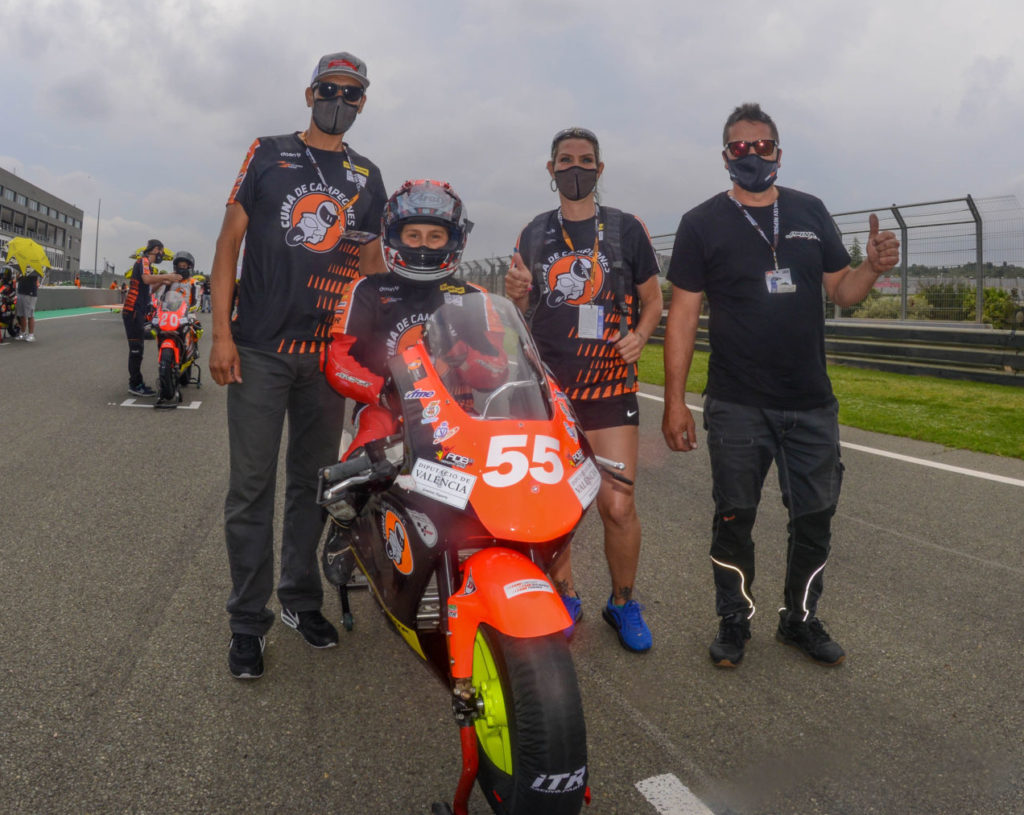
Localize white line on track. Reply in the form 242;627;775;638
115;398;202;410
636;774;714;814
637;392;1024;489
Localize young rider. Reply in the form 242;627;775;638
322;178;494;581
325;178;486;453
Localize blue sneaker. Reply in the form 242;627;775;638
560;593;582;638
602;597;652;652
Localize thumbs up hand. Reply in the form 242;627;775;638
505;252;533;301
866;213;900;275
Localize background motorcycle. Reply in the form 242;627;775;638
318;294;616;815
0;282;19;340
150;283;202;408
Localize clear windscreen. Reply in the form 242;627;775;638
422;293;551;421
161;289;185;312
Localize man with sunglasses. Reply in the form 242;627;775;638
662;103;899;669
210;51;387;680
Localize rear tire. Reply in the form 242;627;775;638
473;624;587;815
158;347;178;402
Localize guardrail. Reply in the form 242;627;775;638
648;314;1024;387
37;286;120;310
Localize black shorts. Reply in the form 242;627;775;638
570;392;639;431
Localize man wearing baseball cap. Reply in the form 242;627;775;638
210;51;387;680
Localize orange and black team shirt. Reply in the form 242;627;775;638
227;132;387;355
516;206;660;401
123;256;152;316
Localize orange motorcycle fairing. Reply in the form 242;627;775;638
446;547;572;679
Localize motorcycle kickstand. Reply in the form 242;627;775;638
335;582;354;632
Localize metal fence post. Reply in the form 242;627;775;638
890;204;908;320
965;194;983;323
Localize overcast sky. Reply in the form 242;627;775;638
2;0;1022;274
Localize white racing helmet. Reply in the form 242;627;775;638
381;179;472;282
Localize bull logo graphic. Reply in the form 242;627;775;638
284;193;347;252
545;253;604;307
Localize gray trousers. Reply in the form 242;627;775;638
225;345;346;635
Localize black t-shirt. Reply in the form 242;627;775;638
123;257;154;316
16;272;40;297
516;207;659;401
667;187;850;409
228;133;387;354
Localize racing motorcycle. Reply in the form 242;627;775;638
151;282;202;408
318;294;621;815
0;278;19;340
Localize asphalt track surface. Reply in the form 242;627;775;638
2;309;1023;815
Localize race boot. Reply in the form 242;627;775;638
322;522;356;587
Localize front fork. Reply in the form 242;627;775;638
450;679;479;815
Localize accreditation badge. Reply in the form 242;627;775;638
577;304;604;339
765;268;796;294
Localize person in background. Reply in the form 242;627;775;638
123;239;181;395
209;50;387;681
661;102;900;668
505;126;664;653
15;264;44;342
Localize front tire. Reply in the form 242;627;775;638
473;624;587;815
158;347;179;402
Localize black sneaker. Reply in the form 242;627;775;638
128;382;157;397
709;612;751;667
776;610;845;666
228;633;265;679
281;608;338;649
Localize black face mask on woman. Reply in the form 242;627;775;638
312;97;359;136
553;166;599;201
726;154;779;193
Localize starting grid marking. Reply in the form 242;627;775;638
115;398;202;410
636;774;714;815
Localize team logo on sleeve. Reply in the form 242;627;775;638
282;191;351;252
545;252;606;307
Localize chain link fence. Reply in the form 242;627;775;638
461;195;1024;329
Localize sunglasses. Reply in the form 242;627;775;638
314;82;365;103
725;139;779;158
551;126;599;156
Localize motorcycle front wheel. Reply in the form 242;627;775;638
472;624;587;815
158;346;179;402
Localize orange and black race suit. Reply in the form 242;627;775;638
325;273;485;456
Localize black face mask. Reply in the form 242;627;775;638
312;97;359;136
553;166;599;201
726;154;779;193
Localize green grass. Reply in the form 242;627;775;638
639;346;1024;460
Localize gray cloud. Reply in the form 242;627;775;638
1;0;1021;270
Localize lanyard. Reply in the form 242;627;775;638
556;207;602;284
728;193;780;270
304;144;360;216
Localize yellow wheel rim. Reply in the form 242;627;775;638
472;629;512;773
